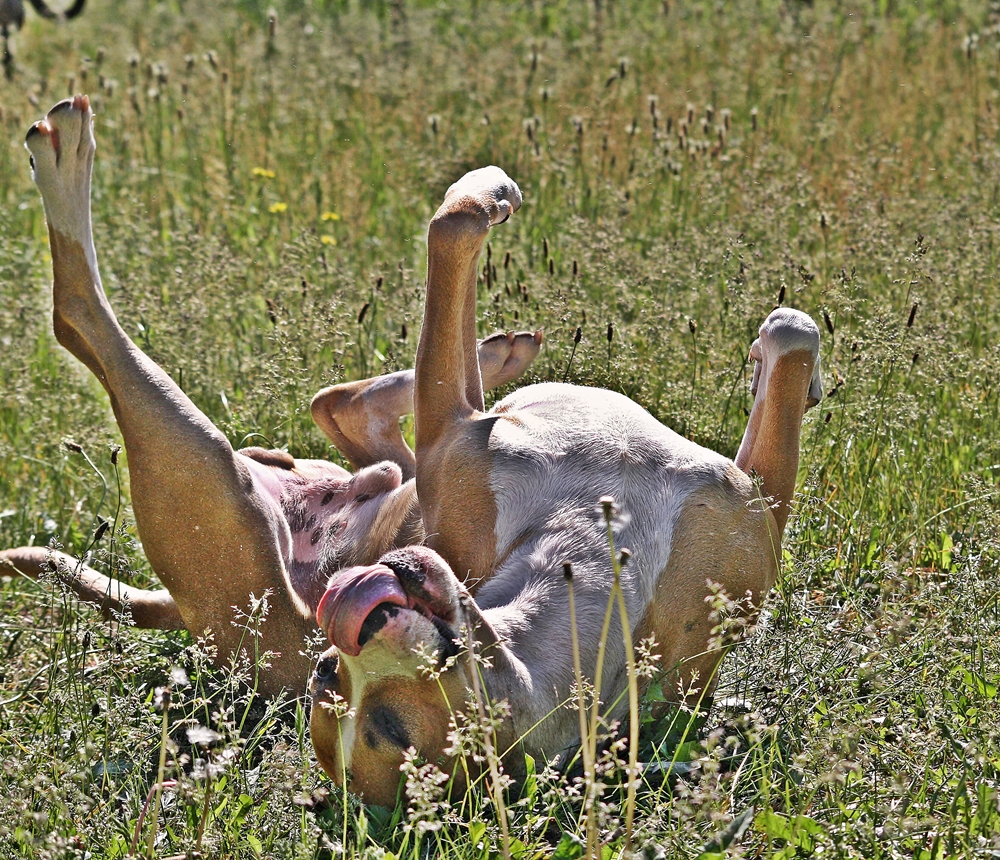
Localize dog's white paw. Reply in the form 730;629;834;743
25;95;96;243
439;166;522;228
750;308;823;407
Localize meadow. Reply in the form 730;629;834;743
0;0;999;856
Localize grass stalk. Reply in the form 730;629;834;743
461;596;512;860
135;688;172;858
596;497;639;852
564;562;595;787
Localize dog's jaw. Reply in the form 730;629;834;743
316;565;410;657
316;547;465;662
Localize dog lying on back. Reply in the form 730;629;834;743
4;96;821;808
1;94;541;699
307;167;822;803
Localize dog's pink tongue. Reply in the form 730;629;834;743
316;565;408;657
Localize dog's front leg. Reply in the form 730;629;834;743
412;168;522;578
0;546;183;629
415;168;522;453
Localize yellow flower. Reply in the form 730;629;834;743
269;202;288;213
321;235;337;245
321;211;341;221
252;167;276;178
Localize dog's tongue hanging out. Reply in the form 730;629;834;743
316;565;409;657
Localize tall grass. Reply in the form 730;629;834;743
1;0;999;857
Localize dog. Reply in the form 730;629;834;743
0;94;542;701
6;96;822;809
307;171;822;804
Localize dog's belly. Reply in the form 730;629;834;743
480;382;732;616
239;452;413;615
461;383;740;746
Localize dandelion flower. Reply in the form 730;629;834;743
269;202;287;213
321;211;341;221
253;167;276;178
321;235;337;245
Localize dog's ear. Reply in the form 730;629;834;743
239;446;295;470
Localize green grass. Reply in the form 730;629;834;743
1;0;1000;856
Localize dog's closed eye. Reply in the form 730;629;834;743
366;704;410;750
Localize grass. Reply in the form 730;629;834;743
1;0;999;856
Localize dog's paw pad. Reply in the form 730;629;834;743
24;95;96;243
479;330;543;389
26;95;93;169
25;119;57;158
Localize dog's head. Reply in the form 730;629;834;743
308;546;475;806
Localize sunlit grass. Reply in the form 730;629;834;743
1;0;999;857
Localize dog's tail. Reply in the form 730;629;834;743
0;546;184;630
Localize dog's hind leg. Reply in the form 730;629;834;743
22;96;314;695
310;330;542;479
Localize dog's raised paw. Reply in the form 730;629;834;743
26;95;93;169
440;166;522;228
479;330;543;389
25;95;96;241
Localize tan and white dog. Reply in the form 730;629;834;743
0;95;541;700
308;175;822;803
4;96;822;809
